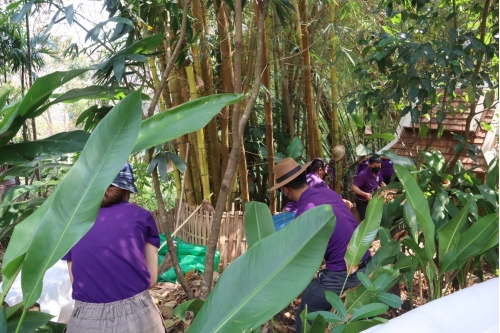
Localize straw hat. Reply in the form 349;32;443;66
270;158;311;191
332;144;346;162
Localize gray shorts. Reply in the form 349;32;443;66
66;290;166;333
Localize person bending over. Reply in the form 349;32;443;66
283;157;353;212
63;162;166;333
270;158;370;332
351;155;386;221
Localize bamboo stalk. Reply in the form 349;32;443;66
262;12;276;213
299;0;317;160
330;2;342;194
186;65;211;201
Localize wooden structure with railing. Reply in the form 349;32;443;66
161;202;247;269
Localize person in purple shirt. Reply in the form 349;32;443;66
62;162;165;333
351;155;386;221
283;158;353;212
381;156;395;184
270;158;370;332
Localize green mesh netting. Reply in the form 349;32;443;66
157;234;221;283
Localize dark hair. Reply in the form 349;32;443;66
368;155;382;165
306;157;326;174
284;171;307;190
102;186;130;207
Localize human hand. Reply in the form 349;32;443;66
343;199;353;210
364;193;372;201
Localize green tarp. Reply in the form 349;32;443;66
157;234;221;283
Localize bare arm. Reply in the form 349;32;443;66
145;242;158;288
351;184;371;200
67;261;74;284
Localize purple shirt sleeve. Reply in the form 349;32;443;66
145;212;160;247
62;250;71;261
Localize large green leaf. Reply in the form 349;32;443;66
486;157;499;190
437;203;471;261
15;91;142;309
244;201;275;247
32;87;150;117
365;133;395;141
345;196;384;275
132;94;244;153
0;100;22;140
394;165;435;261
286;137;304;161
0;69;89;146
403;201;419;241
0;182;55;210
345;265;399;314
440;214;499;275
350;303;388;321
186;205;336;333
383;151;415;169
6;311;53;333
17;69;89;118
0;84;10;109
0;131;90;165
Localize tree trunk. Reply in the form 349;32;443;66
274;15;295;138
299;0;317;161
186;65;211;201
214;0;235;189
192;0;221;203
262;16;276;213
170;70;197;206
330;3;342;193
200;0;269;299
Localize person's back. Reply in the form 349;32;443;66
295;186;368;271
62;162;165;333
65;202;159;303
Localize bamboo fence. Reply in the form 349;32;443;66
161;201;247;269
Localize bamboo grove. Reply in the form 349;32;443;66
92;0;396;213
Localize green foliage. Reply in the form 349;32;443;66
0;131;90;165
173;299;205;322
244;201;275;247
18;91;142;319
186;205;336;333
132;94;244;154
345;196;385;274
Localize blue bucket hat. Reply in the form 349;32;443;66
111;162;138;193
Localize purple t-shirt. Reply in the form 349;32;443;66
353;167;382;200
381;159;394;184
296;186;370;271
284;173;327;212
62;202;160;303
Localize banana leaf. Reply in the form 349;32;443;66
440;214;499;274
186;205;336;333
394;165;435;261
244;201;275;247
19;91;143;309
0;131;90;165
132;93;244;153
345;196;384;275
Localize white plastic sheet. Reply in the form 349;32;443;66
362;278;499;333
2;260;73;323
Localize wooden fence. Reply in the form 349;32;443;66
159;202;247;269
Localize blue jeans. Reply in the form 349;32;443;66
295;268;365;332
